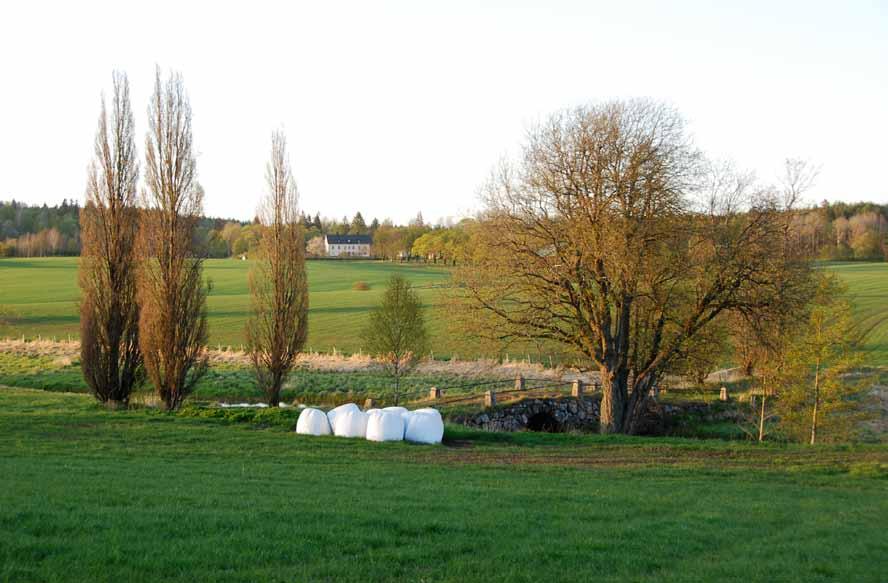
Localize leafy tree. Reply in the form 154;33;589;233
456;100;813;434
220;222;242;256
672;317;731;387
361;275;428;404
774;275;872;444
351;212;368;234
306;235;326;257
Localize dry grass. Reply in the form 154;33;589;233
0;338;586;380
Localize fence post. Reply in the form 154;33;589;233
571;379;584;398
363;398;377;410
484;390;497;408
719;386;729;401
429;387;442;400
515;375;525;391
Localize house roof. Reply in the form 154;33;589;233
325;234;372;245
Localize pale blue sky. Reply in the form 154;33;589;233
1;0;885;223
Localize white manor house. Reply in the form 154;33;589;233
324;234;372;257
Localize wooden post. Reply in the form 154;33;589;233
484;390;496;408
515;375;525;391
429;387;442;400
719;386;729;401
571;379;584;398
363;398;377;410
749;394;757;410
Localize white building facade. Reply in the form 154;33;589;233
324;234;372;257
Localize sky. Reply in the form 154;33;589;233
0;0;886;224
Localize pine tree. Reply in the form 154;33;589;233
351;212;367;234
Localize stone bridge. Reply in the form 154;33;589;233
452;396;600;433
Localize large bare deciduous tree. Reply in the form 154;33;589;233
137;68;209;411
246;131;309;407
79;71;142;407
456;100;812;434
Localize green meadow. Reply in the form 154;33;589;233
1;257;887;363
0;257;461;356
0;387;885;582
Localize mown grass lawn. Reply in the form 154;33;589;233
0;388;885;582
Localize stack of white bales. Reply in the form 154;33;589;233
294;403;443;444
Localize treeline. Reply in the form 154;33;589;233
4;197;885;264
0;199;449;261
0;199;81;256
791;201;888;260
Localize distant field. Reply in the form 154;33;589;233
820;262;888;364
1;258;887;363
0;257;470;356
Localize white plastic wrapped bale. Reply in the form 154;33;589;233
295;407;332;436
382;407;410;438
404;408;444;444
326;403;360;433
382;406;409;417
334;409;369;438
366;411;406;442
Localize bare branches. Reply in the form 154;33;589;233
246;130;309;406
780;158;820;211
79;70;142;406
455;99;813;434
137;68;208;411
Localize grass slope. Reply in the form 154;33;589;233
0;388;886;582
1;258;887;363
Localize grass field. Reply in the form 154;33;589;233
822;262;888;364
0;257;463;356
1;257;887;363
0;387;885;582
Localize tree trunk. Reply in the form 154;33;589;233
810;360;821;445
623;375;655;434
599;367;628;434
758;394;767;442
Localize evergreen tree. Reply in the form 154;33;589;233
351;212;367;234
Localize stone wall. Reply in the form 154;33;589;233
449;396;743;434
451;396;600;432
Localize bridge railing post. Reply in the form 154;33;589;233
571;379;584;398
